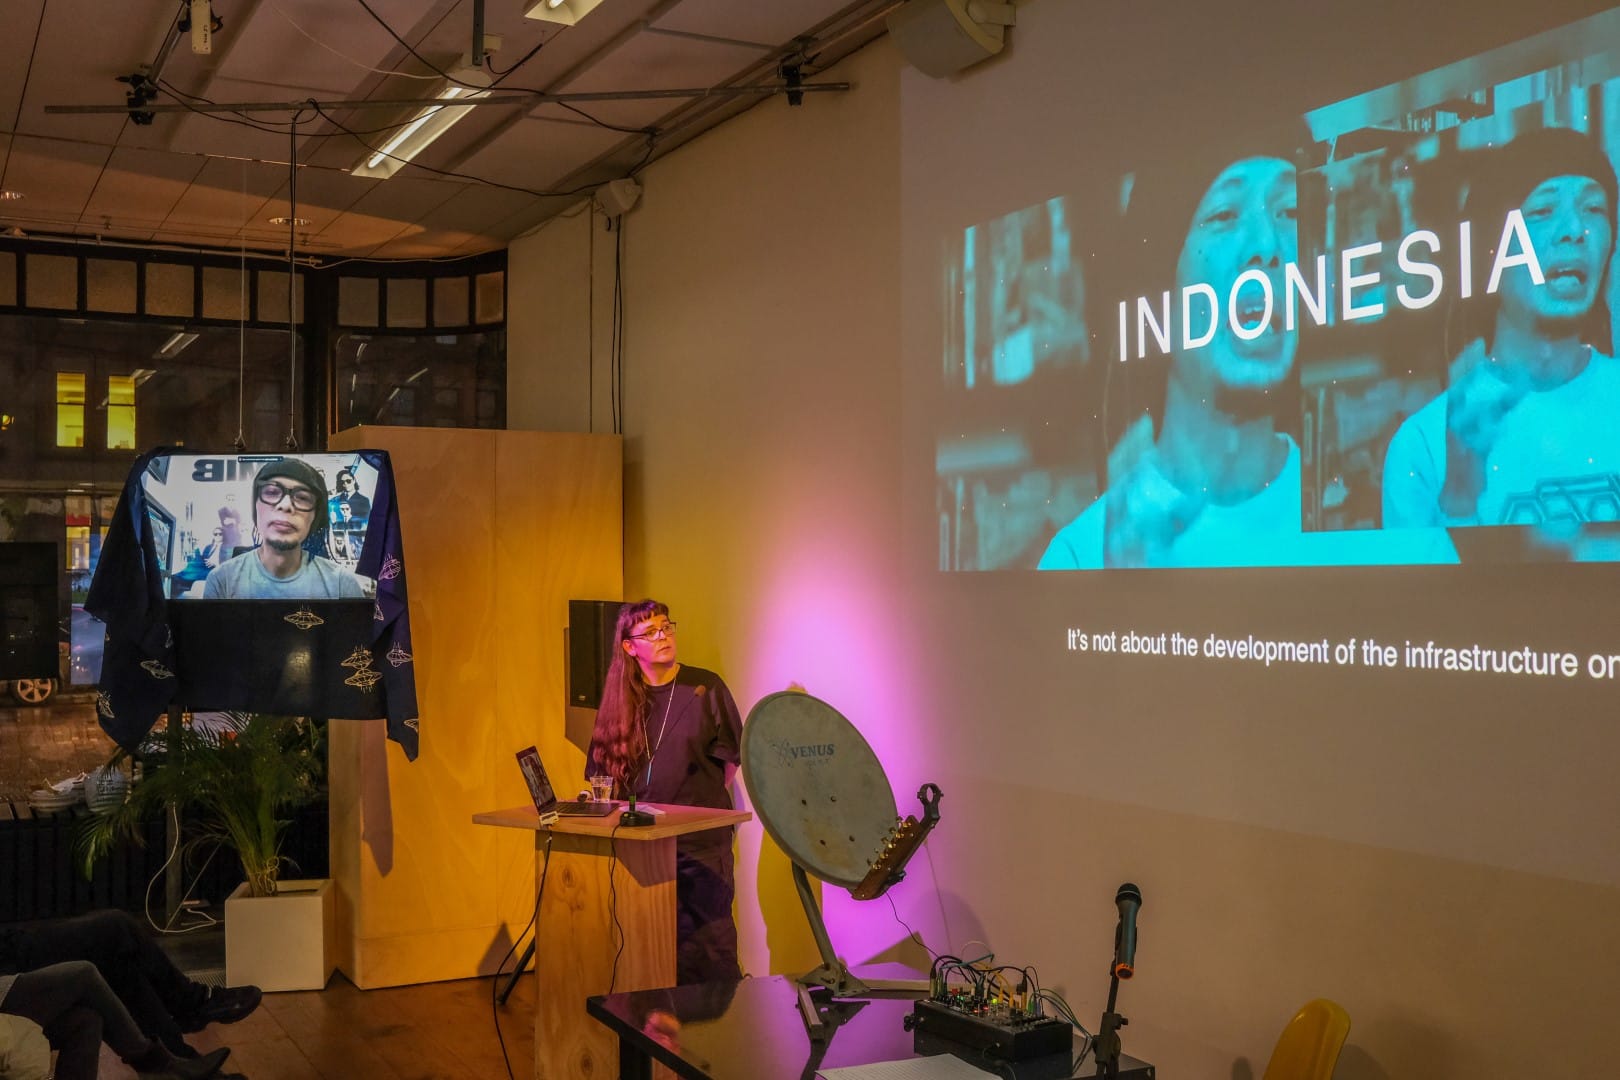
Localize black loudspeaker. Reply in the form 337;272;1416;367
568;600;625;709
0;542;59;680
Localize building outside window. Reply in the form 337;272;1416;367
1;281;506;692
55;372;85;448
3;316;302;687
106;374;138;450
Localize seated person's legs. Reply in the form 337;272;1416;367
13;909;258;1046
1;960;228;1079
39;1005;101;1080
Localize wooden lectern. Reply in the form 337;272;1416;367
473;803;751;1080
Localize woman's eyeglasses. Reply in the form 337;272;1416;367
257;482;319;512
627;622;677;641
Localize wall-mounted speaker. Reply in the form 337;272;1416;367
596;178;642;217
887;0;1016;79
568;599;625;709
0;542;59;681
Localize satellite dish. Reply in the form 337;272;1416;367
742;691;941;998
742;691;897;887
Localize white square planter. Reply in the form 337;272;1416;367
224;878;336;992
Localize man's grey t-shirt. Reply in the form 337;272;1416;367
202;550;366;599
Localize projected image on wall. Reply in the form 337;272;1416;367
142;453;377;600
937;194;1103;570
937;9;1620;570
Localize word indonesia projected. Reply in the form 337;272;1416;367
1116;213;1539;362
1064;626;1620;679
931;5;1620;572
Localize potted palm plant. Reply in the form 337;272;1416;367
78;714;335;991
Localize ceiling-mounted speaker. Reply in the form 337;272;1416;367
887;0;1016;79
596;178;642;217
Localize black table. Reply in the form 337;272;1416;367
587;974;1155;1080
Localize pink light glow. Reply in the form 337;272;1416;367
735;547;934;968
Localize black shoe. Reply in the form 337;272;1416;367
191;984;263;1028
134;1045;231;1079
166;1038;200;1059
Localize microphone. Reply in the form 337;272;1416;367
1112;882;1141;979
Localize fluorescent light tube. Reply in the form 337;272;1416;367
352;68;491;180
156;332;199;358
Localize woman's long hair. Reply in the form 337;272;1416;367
592;599;669;792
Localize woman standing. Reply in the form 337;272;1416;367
587;600;744;985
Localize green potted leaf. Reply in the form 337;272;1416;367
77;714;334;990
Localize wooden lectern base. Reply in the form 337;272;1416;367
473;803;751;1079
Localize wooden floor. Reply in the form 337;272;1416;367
98;971;537;1080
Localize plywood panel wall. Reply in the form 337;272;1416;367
328;426;622;987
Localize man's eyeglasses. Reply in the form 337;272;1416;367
258;482;319;512
628;622;677;641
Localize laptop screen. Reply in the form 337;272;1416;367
516;746;559;815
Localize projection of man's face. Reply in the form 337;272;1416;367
255;476;316;552
1497;173;1613;333
1174;156;1299;395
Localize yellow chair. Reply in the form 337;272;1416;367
1261;998;1351;1080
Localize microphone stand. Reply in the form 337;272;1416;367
620;760;655;827
1094;976;1126;1078
1093;923;1128;1079
619;793;654;827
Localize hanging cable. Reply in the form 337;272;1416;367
160;77;422;140
587;205;595;433
609;216;621;433
265;0;440;80
285;115;303;450
612;216;625;434
352;0;488;91
551;100;657;136
308;103;603;198
234;158;248;451
348;0;660;137
484;37;547;79
157;78;320;135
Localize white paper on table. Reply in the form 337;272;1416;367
816;1054;998;1079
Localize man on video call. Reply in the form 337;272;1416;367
202;459;367;600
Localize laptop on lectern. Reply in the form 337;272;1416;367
515;746;616;817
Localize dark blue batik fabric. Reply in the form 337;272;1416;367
353;449;420;759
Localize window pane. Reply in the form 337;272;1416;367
145;263;194;317
475;272;504;323
3;315;301;479
107;374;137;450
65;525;90;571
333;330;505;431
433;276;469;327
56;372;85;447
338;277;379;326
386;279;427;328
